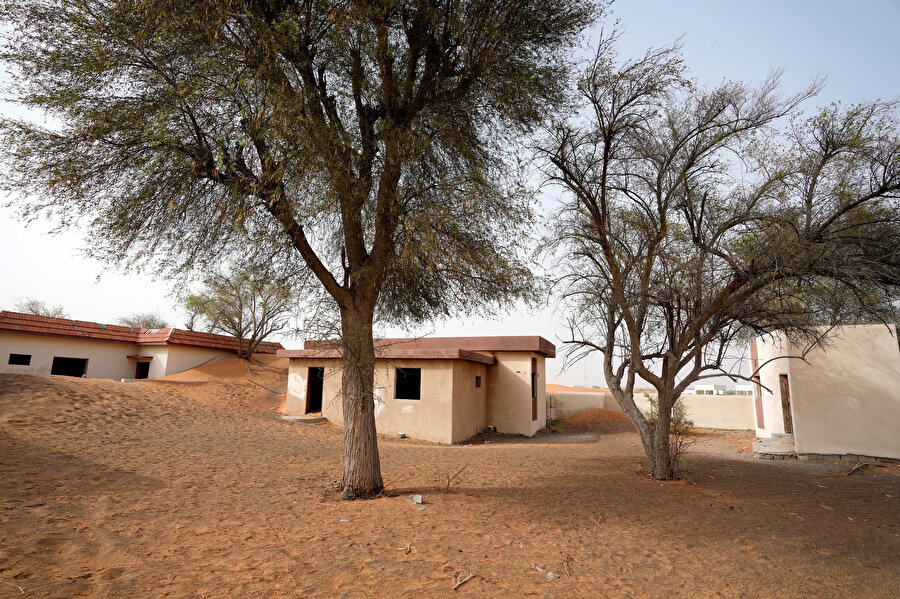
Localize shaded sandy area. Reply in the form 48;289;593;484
1;360;898;597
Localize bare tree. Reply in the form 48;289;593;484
14;297;69;319
184;266;296;359
117;311;170;329
541;33;900;479
1;0;599;498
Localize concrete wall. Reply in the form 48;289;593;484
755;326;900;460
483;352;545;437
1;332;140;379
632;393;755;430
549;391;623;420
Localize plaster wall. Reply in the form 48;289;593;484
451;361;488;443
632;393;755;430
0;332;140;379
484;352;545;436
755;326;900;459
164;346;237;376
550;391;622;421
285;358;457;444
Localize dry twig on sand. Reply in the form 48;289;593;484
452;573;475;591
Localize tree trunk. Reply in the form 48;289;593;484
649;394;675;480
338;300;384;500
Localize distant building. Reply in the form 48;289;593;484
279;336;555;444
0;311;282;380
751;325;900;461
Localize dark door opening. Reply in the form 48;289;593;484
51;357;88;377
531;357;538;421
307;367;324;413
135;362;150;379
779;374;793;434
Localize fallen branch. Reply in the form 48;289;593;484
847;462;889;476
452;574;475;591
1;581;24;594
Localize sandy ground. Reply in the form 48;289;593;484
1;358;898;598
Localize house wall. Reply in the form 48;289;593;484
484;352;546;436
451;361;488;443
163;345;237;376
755;326;900;460
285;358;459;444
0;332;139;379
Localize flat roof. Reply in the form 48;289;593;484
279;335;555;362
277;347;496;365
307;335;554;357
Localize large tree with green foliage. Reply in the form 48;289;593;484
0;0;599;498
183;264;297;359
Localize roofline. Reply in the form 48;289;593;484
304;335;556;358
277;348;497;365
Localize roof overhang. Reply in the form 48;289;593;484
277;347;496;365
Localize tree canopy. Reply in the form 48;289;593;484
542;33;900;479
1;0;600;498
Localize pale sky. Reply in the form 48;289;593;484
1;1;898;386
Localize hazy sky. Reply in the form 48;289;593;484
1;1;898;385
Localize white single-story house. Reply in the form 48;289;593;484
750;324;900;461
0;311;282;380
278;336;555;444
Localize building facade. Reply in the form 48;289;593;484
751;325;900;460
279;336;555;444
0;311;282;380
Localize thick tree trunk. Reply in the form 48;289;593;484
338;301;384;500
649;394;675;480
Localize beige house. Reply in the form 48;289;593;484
0;311;282;380
750;325;900;461
279;336;555;444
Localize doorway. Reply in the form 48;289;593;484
307;367;324;414
50;357;88;377
135;362;150;379
531;357;538;421
779;374;793;434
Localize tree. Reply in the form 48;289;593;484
184;266;296;359
14;297;69;319
542;34;900;479
0;0;599;499
117;311;170;329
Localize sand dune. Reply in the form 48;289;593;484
1;363;898;597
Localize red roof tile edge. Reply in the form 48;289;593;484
0;311;283;354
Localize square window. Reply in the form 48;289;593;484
475;375;481;388
395;367;421;400
8;353;31;366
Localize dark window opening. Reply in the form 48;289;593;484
134;362;150;379
8;353;31;366
50;357;88;377
307;367;324;413
475;375;481;388
396;368;421;400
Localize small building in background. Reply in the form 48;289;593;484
279;336;555;444
751;325;900;461
0;311;282;380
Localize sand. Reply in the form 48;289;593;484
1;360;898;597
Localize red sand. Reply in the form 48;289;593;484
1;361;898;597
